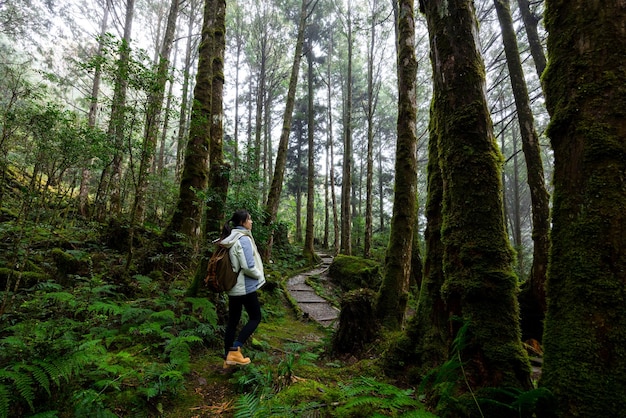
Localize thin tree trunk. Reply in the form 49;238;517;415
133;0;179;223
327;30;339;254
375;0;418;329
541;1;626;416
80;2;108;218
516;0;546;80
175;0;199;181
364;0;377;259
264;0;309;243
100;0;134;219
494;0;550;312
340;0;353;256
303;39;316;261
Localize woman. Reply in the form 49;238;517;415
220;209;266;368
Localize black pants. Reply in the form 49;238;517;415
224;291;261;356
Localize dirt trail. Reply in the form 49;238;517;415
286;253;339;328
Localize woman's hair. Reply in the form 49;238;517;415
221;209;250;238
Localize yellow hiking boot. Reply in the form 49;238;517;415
224;347;251;367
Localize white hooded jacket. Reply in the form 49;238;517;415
220;226;266;296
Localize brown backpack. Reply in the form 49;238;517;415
204;242;240;292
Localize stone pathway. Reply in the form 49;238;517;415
286;253;339;328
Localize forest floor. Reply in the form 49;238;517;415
162;253;376;417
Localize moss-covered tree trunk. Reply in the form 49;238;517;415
204;0;228;238
540;2;626;416
421;0;531;393
163;0;213;246
494;0;551;316
303;39;317;263
375;0;418;330
398;100;449;376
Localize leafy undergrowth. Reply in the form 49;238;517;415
163;293;437;418
0;218;437;418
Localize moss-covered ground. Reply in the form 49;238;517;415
163;283;436;417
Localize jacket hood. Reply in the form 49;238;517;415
220;228;250;248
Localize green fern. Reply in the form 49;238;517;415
0;384;8;418
184;297;218;325
234;392;266;418
337;377;420;416
2;369;35;412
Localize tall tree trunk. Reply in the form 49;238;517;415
303;39;316;261
540;2;626;416
175;0;199;181
516;0;546;80
80;2;108;218
264;0;309;244
204;0;229;238
327;30;340;254
99;0;134;219
156;45;178;177
494;0;550;313
164;0;213;245
420;0;532;399
340;0;353;256
397;99;448;377
133;0;179;223
364;0;377;259
375;0;418;329
232;6;243;171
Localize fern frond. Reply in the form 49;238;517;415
9;369;35;411
88;301;123;316
0;336;28;352
184;297;218;325
120;306;152;324
0;384;9;418
21;364;50;397
149;309;176;323
34;281;63;291
234;393;261;418
43;292;75;305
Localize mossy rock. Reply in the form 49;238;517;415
328;254;382;291
0;267;47;289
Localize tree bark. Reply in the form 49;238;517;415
264;0;309;236
133;0;179;223
540;2;626;416
399;100;448;376
164;0;213;245
494;0;551;316
364;0;378;259
79;3;108;218
516;0;546;80
421;0;531;396
303;38;316;261
204;0;229;239
175;0;200;181
340;0;353;256
97;0;134;219
375;0;418;330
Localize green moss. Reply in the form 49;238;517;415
328;254;382;291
